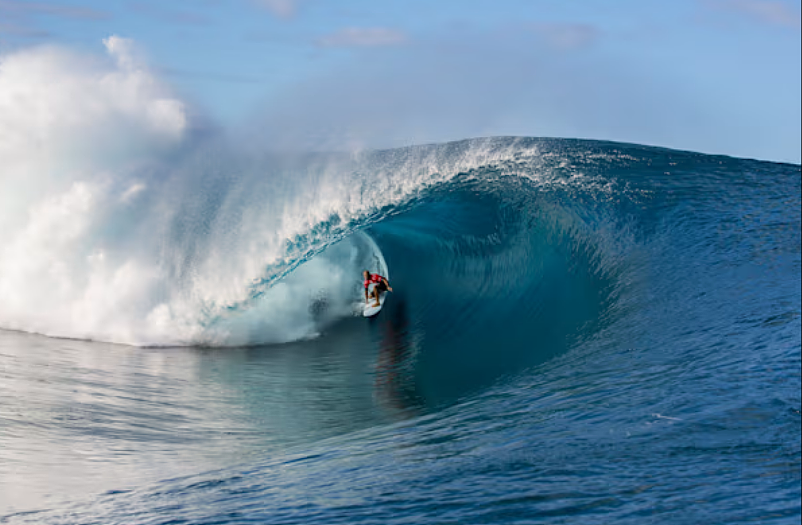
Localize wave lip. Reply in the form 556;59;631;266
2;113;798;348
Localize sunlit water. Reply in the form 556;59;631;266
1;138;799;524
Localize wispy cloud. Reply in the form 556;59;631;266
317;27;407;48
158;66;265;84
255;0;299;18
707;0;801;29
0;1;108;42
0;0;109;21
528;23;601;50
127;1;210;26
0;22;51;38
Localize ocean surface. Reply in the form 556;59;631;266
0;137;799;524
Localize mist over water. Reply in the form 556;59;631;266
0;38;537;346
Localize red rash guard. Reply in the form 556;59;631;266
364;274;384;289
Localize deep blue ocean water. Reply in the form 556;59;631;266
0;138;799;524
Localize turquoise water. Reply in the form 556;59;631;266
1;138;799;524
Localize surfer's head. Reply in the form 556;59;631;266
363;270;370;279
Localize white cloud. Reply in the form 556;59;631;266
317;27;407;48
709;0;801;29
103;35;143;71
0;35;187;168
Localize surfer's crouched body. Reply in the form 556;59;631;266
364;270;392;307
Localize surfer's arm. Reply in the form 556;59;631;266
382;278;393;292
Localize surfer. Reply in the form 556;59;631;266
364;270;392;307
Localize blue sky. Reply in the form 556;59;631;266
0;0;800;163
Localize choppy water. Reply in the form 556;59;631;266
1;138;799;524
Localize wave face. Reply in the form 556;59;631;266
0;113;613;349
1;136;800;524
0;45;631;348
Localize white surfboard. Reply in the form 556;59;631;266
363;286;387;317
